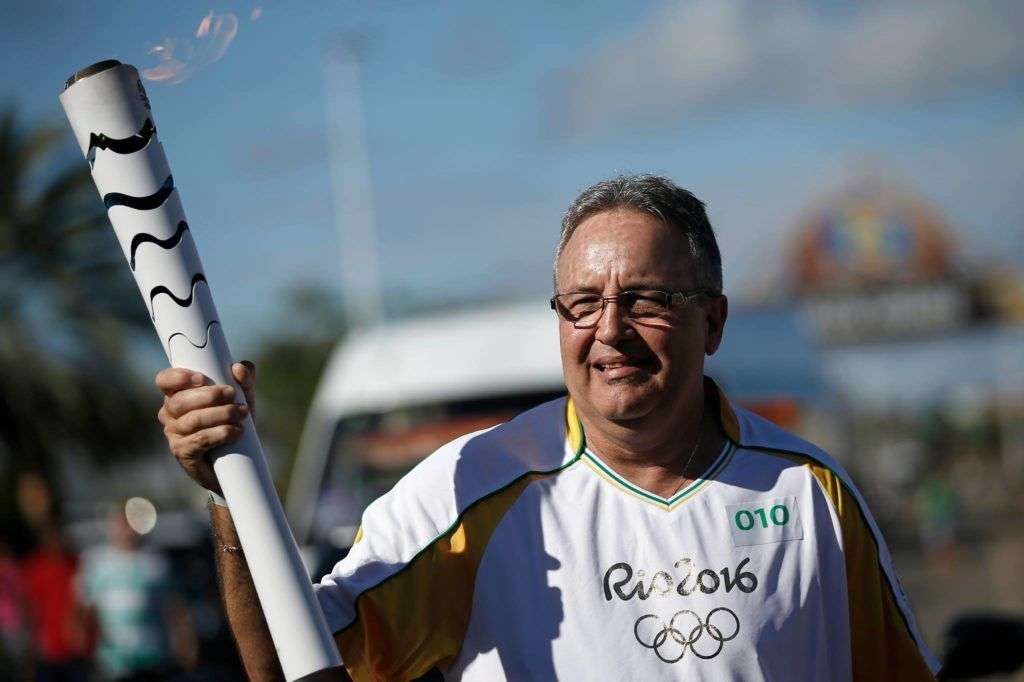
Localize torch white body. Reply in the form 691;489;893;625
59;63;342;680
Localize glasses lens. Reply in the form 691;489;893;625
625;291;670;317
558;294;601;326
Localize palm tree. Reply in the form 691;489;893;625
0;106;157;542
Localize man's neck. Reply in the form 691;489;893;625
577;393;726;499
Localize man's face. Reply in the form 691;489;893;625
555;208;726;426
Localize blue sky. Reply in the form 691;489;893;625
3;0;1022;353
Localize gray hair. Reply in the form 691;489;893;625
555;174;723;294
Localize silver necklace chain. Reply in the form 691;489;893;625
671;408;705;496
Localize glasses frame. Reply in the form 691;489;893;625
549;287;712;329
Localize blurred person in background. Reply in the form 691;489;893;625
20;523;90;682
0;539;30;680
78;504;196;682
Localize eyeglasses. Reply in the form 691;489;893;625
549;288;711;329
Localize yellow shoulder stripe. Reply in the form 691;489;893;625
780;453;935;681
337;471;547;681
565;397;585;455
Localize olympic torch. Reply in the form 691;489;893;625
59;60;343;681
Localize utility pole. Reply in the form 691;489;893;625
323;34;384;327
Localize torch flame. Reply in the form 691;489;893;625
142;11;239;84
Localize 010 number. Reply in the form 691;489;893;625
734;504;789;531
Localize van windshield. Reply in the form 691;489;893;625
310;390;565;547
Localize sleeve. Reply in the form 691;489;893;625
809;462;940;681
313;469;538;682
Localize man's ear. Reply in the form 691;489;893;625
704;295;728;356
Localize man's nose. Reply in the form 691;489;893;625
593;300;633;345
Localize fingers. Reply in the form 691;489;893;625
156;363;254;406
170;423;243;458
165;384;238;419
165;425;243;495
161;398;247;496
155;367;207;396
163;402;249;436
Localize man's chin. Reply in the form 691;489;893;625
592;391;657;424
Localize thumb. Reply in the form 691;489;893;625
232;361;257;413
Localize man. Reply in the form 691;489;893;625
157;175;939;680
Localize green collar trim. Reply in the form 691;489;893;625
583;442;734;509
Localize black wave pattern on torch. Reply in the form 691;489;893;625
86;118;156;167
148;272;208;322
129;220;189;271
103;174;175;210
167;320;221;365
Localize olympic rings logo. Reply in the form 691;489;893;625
633;608;740;663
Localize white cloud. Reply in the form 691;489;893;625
559;0;1023;134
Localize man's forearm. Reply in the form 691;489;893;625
210;501;285;682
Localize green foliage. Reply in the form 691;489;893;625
251;284;346;487
0;106;158;540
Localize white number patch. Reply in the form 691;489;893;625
726;496;803;547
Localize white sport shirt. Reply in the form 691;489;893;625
315;379;939;681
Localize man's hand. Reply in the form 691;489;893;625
156;362;256;495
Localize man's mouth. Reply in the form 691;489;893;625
592;357;654;380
